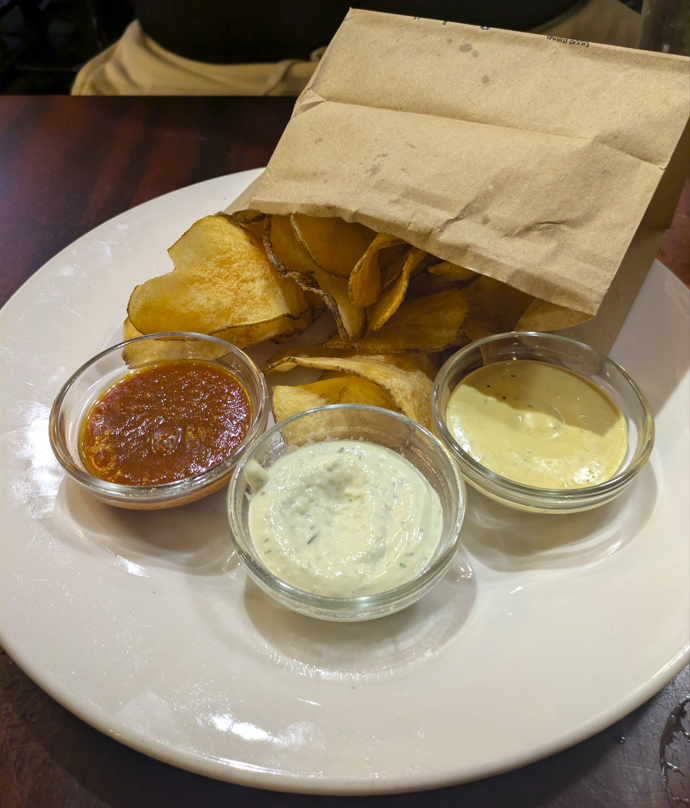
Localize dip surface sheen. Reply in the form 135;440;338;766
247;440;443;598
446;360;627;489
80;360;251;485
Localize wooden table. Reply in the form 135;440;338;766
0;96;688;808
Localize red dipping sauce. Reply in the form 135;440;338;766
80;360;252;486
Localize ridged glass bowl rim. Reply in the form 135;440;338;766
431;331;655;506
49;331;268;502
227;404;467;611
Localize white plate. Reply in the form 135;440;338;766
1;169;688;795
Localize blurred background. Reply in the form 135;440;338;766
0;0;133;92
0;0;686;94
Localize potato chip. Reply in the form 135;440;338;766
264;353;434;429
462;276;534;341
123;316;142;342
405;269;466;301
291;214;375;278
220;209;266;240
367;247;427;332
318;370;349;381
126;306;317;355
514;298;591;331
379;242;412;288
122;317;166;365
263;343;352;373
348;233;405;307
264;215;366;341
428;261;477;283
378;351;438;379
127;215;312;345
211;307;319;348
263;343;438;379
121;318;231;365
223;208;265;225
326;289;468;354
265;214;321;275
271;375;399;422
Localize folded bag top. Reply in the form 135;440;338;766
228;10;689;351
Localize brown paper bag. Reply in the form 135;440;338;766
228;9;690;351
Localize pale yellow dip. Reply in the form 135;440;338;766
446;360;627;489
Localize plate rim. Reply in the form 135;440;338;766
0;626;687;794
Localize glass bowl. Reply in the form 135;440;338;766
432;332;654;513
227;405;466;621
49;332;268;510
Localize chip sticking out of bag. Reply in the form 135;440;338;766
126;215;316;348
461;276;534;341
290;214;376;278
405;269;466;301
326;288;469;353
367;247;428;332
379;242;412;289
428;261;477;283
264;215;367;341
221;209;266;240
265;213;321;275
348;233;407;307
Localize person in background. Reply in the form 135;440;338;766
72;0;642;96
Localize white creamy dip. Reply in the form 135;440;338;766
246;440;443;598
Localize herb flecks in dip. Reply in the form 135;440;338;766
80;360;251;485
446;360;627;489
247;441;443;598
